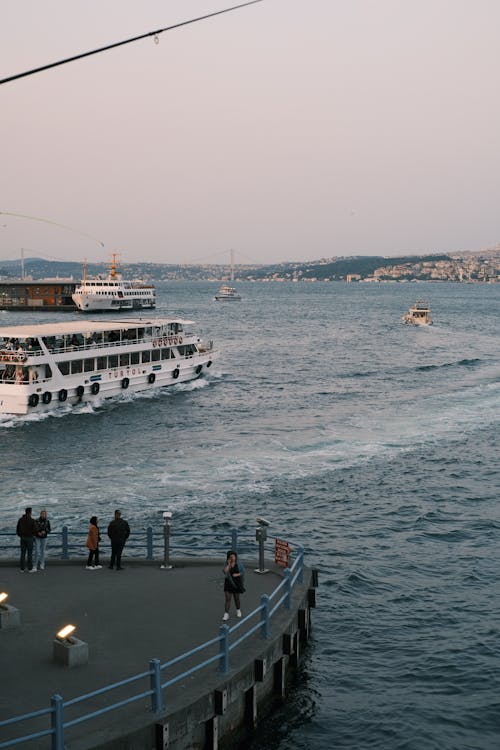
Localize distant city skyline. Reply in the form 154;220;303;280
2;1;500;265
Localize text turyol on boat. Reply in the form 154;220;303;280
0;318;216;415
72;254;156;312
402;300;433;326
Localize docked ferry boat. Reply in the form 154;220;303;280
402;301;433;326
0;318;216;415
214;285;241;301
72;255;155;312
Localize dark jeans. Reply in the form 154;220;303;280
20;536;34;570
87;549;99;567
110;541;125;568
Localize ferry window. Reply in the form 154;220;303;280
141;350;151;363
152;349;160;362
130;352;140;365
96;356;107;370
84;358;95;373
58;362;69;376
44;365;52;379
109;354;118;368
137;328;145;339
178;345;186;356
144;327;152;338
71;360;83;374
161;348;170;360
120;353;130;367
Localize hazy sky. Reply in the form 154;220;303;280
2;0;500;265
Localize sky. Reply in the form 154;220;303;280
2;0;500;266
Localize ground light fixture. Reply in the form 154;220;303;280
53;623;88;667
0;591;20;629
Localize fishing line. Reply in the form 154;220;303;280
0;1;265;86
0;211;105;248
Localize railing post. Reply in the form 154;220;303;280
284;567;292;610
219;624;230;674
160;513;172;570
61;527;69;560
146;527;153;560
231;528;238;553
149;658;163;713
260;594;270;639
297;545;304;583
50;694;64;750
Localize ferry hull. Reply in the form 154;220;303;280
0;356;215;416
72;295;156;312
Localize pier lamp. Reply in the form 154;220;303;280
160;511;173;570
53;624;89;667
56;624;76;643
255;517;270;574
0;591;21;629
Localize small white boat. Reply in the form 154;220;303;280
214;284;241;301
214;249;241;301
0;317;216;415
72;254;155;312
402;301;433;326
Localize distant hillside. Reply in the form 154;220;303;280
239;254;452;280
0;252;454;282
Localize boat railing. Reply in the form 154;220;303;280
0;526;309;750
1;333;209;362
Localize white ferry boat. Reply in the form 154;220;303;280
214;285;241;301
72;255;155;312
402;301;433;326
0;318;216;415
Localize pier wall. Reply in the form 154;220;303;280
70;570;316;750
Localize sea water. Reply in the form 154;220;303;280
1;281;499;750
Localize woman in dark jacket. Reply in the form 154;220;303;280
222;550;244;621
34;509;51;570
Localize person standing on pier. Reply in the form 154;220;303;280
34;509;51;570
85;516;102;570
107;509;130;570
16;507;37;573
222;550;244;621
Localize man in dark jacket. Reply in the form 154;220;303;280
107;509;130;570
16;507;37;572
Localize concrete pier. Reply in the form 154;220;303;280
0;558;316;749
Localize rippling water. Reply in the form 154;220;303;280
1;281;499;749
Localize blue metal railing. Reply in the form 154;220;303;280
0;532;305;750
0;526;254;562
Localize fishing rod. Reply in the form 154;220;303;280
0;0;265;86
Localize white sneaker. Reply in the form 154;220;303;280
94;565;102;569
28;568;37;573
40;564;45;570
222;612;229;621
85;565;95;570
236;609;242;618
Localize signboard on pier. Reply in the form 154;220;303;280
275;538;291;567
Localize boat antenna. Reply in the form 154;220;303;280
0;1;265;86
230;249;235;282
110;252;120;279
